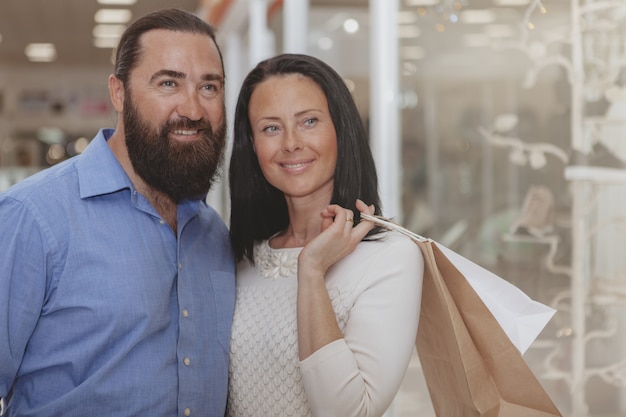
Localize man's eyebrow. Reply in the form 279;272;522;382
150;69;185;83
201;73;225;84
149;70;224;85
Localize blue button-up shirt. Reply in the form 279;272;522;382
0;129;236;417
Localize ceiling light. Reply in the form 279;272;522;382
484;24;515;38
493;0;530;5
405;0;440;5
25;43;57;62
95;9;132;24
93;24;127;38
0;34;3;44
460;9;496;24
343;18;360;34
94;37;120;48
398;11;418;24
398;25;421;39
401;45;425;60
97;0;137;5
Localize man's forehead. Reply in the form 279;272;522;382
134;31;223;75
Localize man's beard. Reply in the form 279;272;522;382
123;91;227;202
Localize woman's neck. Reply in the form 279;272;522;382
271;194;330;249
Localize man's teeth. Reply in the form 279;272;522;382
173;129;198;135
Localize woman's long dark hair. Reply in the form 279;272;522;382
229;53;382;262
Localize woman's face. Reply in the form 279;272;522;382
248;73;337;203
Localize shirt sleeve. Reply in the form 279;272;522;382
0;196;48;397
298;235;424;417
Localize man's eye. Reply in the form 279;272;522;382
161;80;176;87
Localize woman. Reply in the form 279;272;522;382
227;53;424;417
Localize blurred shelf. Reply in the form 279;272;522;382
565;166;626;183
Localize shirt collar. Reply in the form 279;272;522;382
75;128;205;217
76;128;133;199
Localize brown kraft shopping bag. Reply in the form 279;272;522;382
360;214;562;417
415;240;562;416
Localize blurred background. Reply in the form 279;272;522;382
1;0;625;416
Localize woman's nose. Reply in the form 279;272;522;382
282;129;303;152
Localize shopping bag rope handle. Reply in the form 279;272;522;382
361;213;429;243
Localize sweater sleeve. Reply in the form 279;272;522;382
298;234;424;417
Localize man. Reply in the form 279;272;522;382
0;9;235;417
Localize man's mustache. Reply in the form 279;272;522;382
164;118;212;132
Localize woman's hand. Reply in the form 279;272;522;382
296;199;376;359
298;199;375;277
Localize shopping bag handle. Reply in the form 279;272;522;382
361;213;429;243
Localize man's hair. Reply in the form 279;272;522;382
229;53;382;262
114;8;223;85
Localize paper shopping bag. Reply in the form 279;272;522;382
361;214;562;417
416;239;562;416
433;242;556;354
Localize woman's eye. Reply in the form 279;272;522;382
263;125;279;134
304;118;318;126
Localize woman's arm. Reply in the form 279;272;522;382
296;199;375;360
299;234;424;417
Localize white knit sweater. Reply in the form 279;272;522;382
227;231;424;417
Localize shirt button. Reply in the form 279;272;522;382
159;219;166;224
184;357;191;366
178;262;183;270
184;408;191;416
182;309;189;318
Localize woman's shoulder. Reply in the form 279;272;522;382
358;229;422;257
338;229;424;276
326;229;423;290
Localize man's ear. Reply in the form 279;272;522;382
108;74;125;113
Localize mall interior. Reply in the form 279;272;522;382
1;0;626;415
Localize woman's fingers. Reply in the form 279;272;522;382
355;198;375;217
302;201;377;275
321;205;354;229
320;201;377;238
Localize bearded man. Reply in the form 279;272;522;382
0;9;235;417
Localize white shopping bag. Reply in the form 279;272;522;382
361;213;556;353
